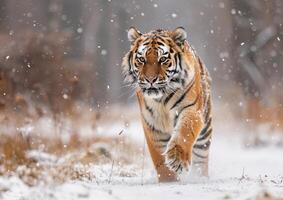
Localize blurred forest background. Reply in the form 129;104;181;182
0;0;282;186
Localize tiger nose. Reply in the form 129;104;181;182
144;75;158;84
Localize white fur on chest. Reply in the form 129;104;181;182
142;98;174;135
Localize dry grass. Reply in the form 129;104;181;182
255;191;283;200
0;131;140;186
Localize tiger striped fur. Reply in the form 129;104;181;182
122;27;212;182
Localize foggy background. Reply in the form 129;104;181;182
0;0;283;150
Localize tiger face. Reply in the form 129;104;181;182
122;27;194;99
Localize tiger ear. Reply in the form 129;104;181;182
128;27;142;42
171;27;187;46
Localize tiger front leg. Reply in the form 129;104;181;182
164;111;203;174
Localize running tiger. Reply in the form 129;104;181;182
122;27;212;182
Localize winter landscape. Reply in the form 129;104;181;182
0;0;283;200
1;107;283;200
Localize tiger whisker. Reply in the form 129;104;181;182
121;82;137;88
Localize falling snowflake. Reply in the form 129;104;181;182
62;94;68;99
101;49;108;56
171;13;177;18
77;27;83;33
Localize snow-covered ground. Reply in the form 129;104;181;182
1;116;283;200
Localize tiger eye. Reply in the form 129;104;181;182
159;56;167;62
138;57;145;63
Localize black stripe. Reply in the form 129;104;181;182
173;95;199;127
154;98;162;103
169;158;177;166
174;53;178;72
204;98;211;123
164;91;176;105
156;36;166;42
170;79;195;110
144;101;154;116
193;139;211;150
170;78;180;83
193;150;208;159
133;63;139;71
197;128;212;143
162;60;170;65
128;52;132;67
128;52;138;80
173;115;178;127
154;136;171;149
184;70;188;78
176;164;182;172
155;144;167;149
181;79;185;87
128;71;137;81
197;118;212;141
142;38;150;44
156;135;171;143
157;47;164;51
166;69;178;74
177;53;183;70
142;114;167;135
174;35;182;41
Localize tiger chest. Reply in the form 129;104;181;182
141;99;175;150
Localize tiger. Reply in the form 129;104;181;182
122;27;212;182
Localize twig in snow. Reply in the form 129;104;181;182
118;130;124;135
108;159;115;184
238;168;248;184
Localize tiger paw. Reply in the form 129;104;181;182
163;137;190;174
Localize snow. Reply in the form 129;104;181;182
171;13;177;18
77;28;83;34
101;49;108;56
231;9;236;15
1;117;283;200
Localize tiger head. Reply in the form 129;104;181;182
122;27;195;99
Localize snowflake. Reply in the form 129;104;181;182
171;13;177;18
77;27;83;33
